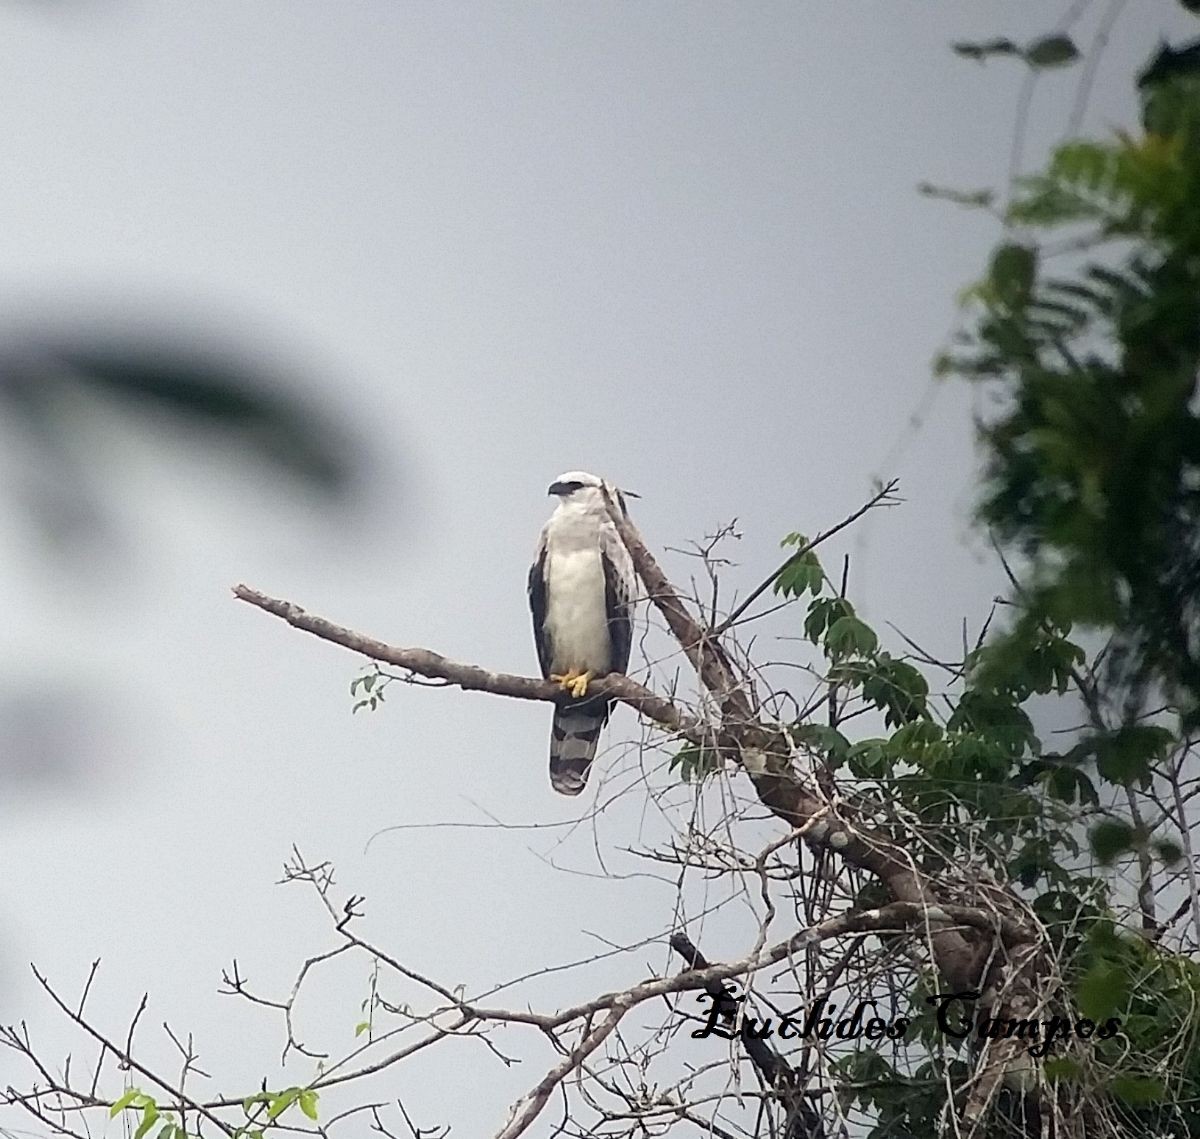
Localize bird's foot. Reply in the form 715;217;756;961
551;669;593;698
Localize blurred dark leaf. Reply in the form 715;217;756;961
1089;819;1135;866
917;182;995;210
1138;39;1200;90
0;338;360;495
945;52;1200;723
952;35;1079;69
1023;35;1080;70
1076;958;1129;1018
952;38;1019;63
0;326;374;550
0;686;104;793
57;345;356;492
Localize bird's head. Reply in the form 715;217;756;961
547;470;638;515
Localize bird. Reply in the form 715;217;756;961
528;471;637;794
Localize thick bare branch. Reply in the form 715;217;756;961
234;502;1046;1135
597;492;1010;1002
232;584;703;744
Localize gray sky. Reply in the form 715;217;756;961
0;3;1193;1136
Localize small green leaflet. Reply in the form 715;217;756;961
267;1089;299;1121
825;616;878;660
1024;34;1080;69
111;1090;154;1118
133;1102;159;1139
1089;819;1134;865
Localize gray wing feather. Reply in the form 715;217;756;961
601;549;634;677
527;532;552;678
600;520;636;677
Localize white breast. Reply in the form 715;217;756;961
545;547;612;674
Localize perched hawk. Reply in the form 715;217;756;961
528;471;637;795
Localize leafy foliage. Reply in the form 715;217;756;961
951;34;1080;70
350;667;391;713
774;532;825;598
0;331;369;552
712;32;1200;1137
940;34;1200;725
669;742;722;782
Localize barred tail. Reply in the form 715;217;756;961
549;701;611;795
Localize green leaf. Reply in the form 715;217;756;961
790;723;851;762
1042;1056;1082;1080
987;243;1037;310
774;550;824;598
805;597;852;643
887;720;943;756
267;1089;299;1122
134;1102;159;1139
1089;819;1134;865
1074;769;1099;806
846;738;889;779
1111;1074;1166;1103
354;1020;370;1036
1024;34;1080;69
1095;725;1173;787
1153;837;1183;865
1011;838;1053;888
1076;960;1129;1019
825;615;878;660
110;1088;142;1118
669;743;720;783
948;691;1036;757
1047;765;1080;803
298;1090;319;1121
860;654;930;726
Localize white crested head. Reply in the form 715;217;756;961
547;470;605;500
546;470;636;517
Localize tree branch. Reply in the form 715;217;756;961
232;584;703;745
714;478;901;635
596;491;1002;1001
234;499;1045;1134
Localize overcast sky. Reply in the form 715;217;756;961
0;3;1194;1137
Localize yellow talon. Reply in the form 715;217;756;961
550;669;592;698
